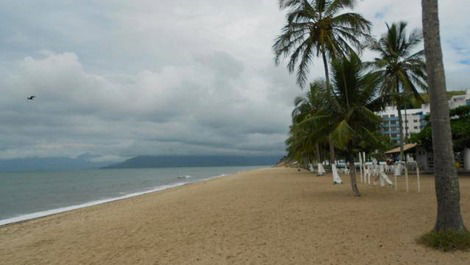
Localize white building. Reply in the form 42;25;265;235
449;90;470;109
377;89;470;144
377;106;429;144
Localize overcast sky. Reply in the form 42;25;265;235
0;0;469;162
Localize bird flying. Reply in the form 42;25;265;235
27;96;36;100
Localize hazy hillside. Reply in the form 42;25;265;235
0;157;108;172
408;90;467;108
104;155;281;169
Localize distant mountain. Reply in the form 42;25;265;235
0;157;108;172
104;155;281;169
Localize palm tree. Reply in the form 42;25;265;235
273;0;371;167
298;55;383;196
421;0;466;233
290;81;330;172
369;22;427;162
292;81;327;124
286;125;318;168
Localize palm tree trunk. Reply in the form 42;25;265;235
322;49;336;167
315;143;321;163
404;108;409;142
347;147;361;197
328;136;335;167
422;0;466;232
396;80;405;162
315;143;322;176
322;50;331;89
397;102;405;162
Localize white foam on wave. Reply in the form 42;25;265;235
200;173;228;182
0;182;188;226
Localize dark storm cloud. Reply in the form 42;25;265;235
0;0;468;162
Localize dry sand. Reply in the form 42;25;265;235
1;167;469;265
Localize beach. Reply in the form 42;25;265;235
1;167;469;264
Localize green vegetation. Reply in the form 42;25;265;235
406;91;466;108
274;0;371;166
368;21;427;161
274;0;371;87
287;55;388;196
418;231;470;252
287;81;330;165
411;106;470;152
421;90;466;103
275;0;468;245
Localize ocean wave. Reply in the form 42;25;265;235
0;182;187;226
0;168;254;227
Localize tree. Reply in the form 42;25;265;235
291;81;330;164
298;55;383;196
369;22;427;162
287;81;330;168
274;0;371;167
421;0;467;239
411;106;470;153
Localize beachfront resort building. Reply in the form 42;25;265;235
377;89;470;144
378;106;428;144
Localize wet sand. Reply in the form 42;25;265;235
1;167;469;264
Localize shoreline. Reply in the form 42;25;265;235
0;182;189;227
0;168;259;227
1;167;469;265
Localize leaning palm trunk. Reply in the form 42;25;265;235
346;149;360;196
422;0;466;232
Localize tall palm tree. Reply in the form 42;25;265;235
369;22;427;161
274;0;371;166
421;0;466;233
298;55;383;196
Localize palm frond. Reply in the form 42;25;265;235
331;120;355;149
274;0;371;87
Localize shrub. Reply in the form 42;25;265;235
418;230;470;252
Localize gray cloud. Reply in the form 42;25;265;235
0;0;469;162
0;50;293;161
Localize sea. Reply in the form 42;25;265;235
0;166;267;226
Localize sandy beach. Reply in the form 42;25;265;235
1;167;469;264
